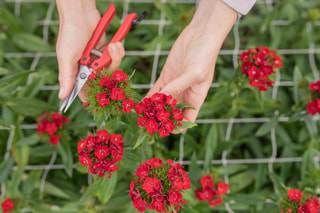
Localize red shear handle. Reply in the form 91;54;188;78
91;13;138;72
80;3;116;66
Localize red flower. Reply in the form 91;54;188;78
111;88;125;100
145;118;159;133
78;139;87;153
111;70;128;82
94;146;110;160
156;110;170;122
159;127;170;137
136;93;185;138
49;135;60;145
216;182;229;196
99;76;111;86
142;177;161;194
96;92;107;100
77;130;123;178
309;81;320;92
88;72;96;80
130;158;191;212
195;174;229;207
200;174;214;189
288;189;303;202
36;112;69;145
209;198;224;207
122;98;135;113
1;198;15;213
98;98;110;107
297;197;320;213
239;46;281;92
132;196;147;212
149;196;166;212
79;154;91;167
45;123;58;135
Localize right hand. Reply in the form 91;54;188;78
56;1;125;102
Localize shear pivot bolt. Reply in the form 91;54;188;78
80;73;87;79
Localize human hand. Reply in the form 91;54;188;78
56;0;125;102
147;0;237;123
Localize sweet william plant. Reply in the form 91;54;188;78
1;1;320;212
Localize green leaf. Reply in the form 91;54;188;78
18;71;47;98
175;102;195;110
22;170;42;195
133;130;148;149
301;147;316;179
0;118;11;128
153;0;177;22
6;98;55;117
218;164;249;176
0;67;10;75
0;156;14;183
175;121;197;131
293;66;303;104
229;170;256;193
204;125;217;172
0;7;21;32
304;115;318;138
81;177;104;202
56;142;73;177
12;145;29;168
30;144;55;157
75;162;88;174
12;33;53;52
16;134;40;146
255;116;278;137
0;70;36;95
7;168;23;197
97;172;118;203
268;173;287;199
44;182;73;200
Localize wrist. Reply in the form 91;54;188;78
189;0;237;46
56;0;97;20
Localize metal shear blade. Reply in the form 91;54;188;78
59;65;92;113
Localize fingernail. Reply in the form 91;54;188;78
110;43;118;53
116;42;122;49
59;87;64;98
161;91;169;96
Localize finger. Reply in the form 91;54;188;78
106;42;125;71
78;84;89;103
182;82;211;122
160;70;201;97
57;54;79;99
96;33;107;51
145;77;166;98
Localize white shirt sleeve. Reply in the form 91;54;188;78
222;0;256;15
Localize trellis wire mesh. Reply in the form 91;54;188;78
1;0;320;212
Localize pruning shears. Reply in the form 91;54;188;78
60;3;145;113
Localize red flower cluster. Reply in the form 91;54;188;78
195;174;229;207
136;93;183;137
1;198;15;213
129;158;191;212
280;189;320;213
77;130;123;178
306;81;320;115
85;70;135;115
36;111;69;145
239;46;282;91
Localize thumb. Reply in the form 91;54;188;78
160;71;201;97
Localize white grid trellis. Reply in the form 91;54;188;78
1;0;320;212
